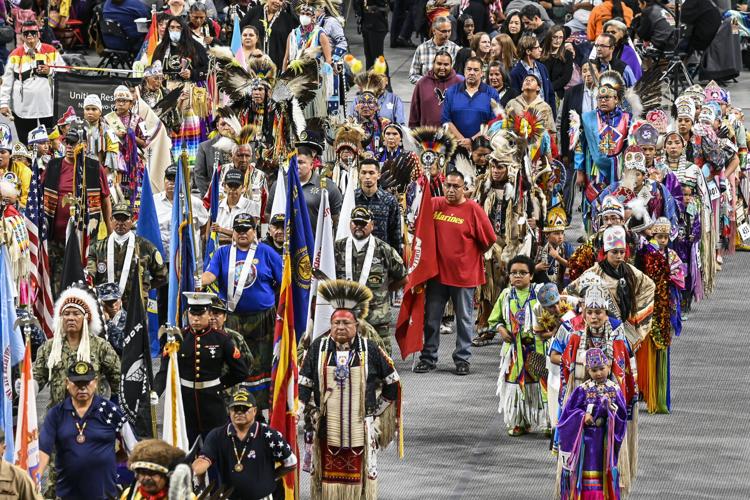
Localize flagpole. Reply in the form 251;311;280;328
136;255;159;439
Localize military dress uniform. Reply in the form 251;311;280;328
334;210;406;355
154;294;249;444
86;203;168;307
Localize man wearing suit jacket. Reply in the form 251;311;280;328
559;61;598;217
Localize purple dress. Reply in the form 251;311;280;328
558;379;627;499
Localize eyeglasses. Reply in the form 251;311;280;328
594;44;612;49
437;29;451;34
509;271;530;276
597;95;615;101
444;183;463;190
230;406;254;413
22;31;38;37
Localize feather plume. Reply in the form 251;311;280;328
213;136;237;153
353;70;388;97
411;126;458;160
490;98;504;118
223;114;242;137
317;279;373;320
273;53;319;106
152;86;183;119
291;98;306;138
210;45;236;63
454;153;477;189
217;63;257;104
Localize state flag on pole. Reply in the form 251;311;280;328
14;337;39;486
161;336;190;452
395;176;438;360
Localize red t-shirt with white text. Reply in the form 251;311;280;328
431;197;496;287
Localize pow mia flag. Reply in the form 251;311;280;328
119;259;154;428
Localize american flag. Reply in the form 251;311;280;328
24;157;53;338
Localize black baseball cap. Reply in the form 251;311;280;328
165;164;178;179
351;206;373;223
233;213;256;230
224;169;244;187
228;389;256;410
68;361;96;383
270;213;285;227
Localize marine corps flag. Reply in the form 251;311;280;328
395;176;438;359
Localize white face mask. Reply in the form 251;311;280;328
169;31;181;43
299;15;312;26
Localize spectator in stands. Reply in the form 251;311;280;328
102;0;149;52
241;0;298;69
135;12;170;63
501;10;524;47
0;20;65;143
409;16;460;84
409;50;464;128
486;61;517;107
457;16;476;47
593;33;636;86
604;19;642;81
636;0;677;51
520;4;551;41
510;35;556;115
491;33;518;73
541;25;575;100
236;25;265;67
442;57;500;153
587;0;633;41
152;16;209;83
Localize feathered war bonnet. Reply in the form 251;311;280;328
318;279;373;321
48;284;103;377
411;126;457;172
247;54;277;90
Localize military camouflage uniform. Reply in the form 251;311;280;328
86;233;168;307
334;236;407;355
222;326;254;378
33;335;121;411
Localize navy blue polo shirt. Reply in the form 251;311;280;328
201;421;295;500
207;242;283;313
440;81;500;138
40;395;128;500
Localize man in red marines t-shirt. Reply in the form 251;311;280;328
414;170;495;376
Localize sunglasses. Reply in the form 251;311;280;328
231;405;254;413
22;31;39;37
234;225;253;233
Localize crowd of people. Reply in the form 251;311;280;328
0;0;743;498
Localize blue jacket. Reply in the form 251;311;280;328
440;81;500;139
509;60;556;118
102;0;149;52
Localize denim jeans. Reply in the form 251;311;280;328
420;279;475;366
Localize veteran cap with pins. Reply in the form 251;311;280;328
351;206;373;223
68;361;97;382
228;389;256;409
112;201;133;217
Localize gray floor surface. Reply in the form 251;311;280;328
33;14;750;500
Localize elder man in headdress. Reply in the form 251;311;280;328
299;279;402;500
33;285;121;411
